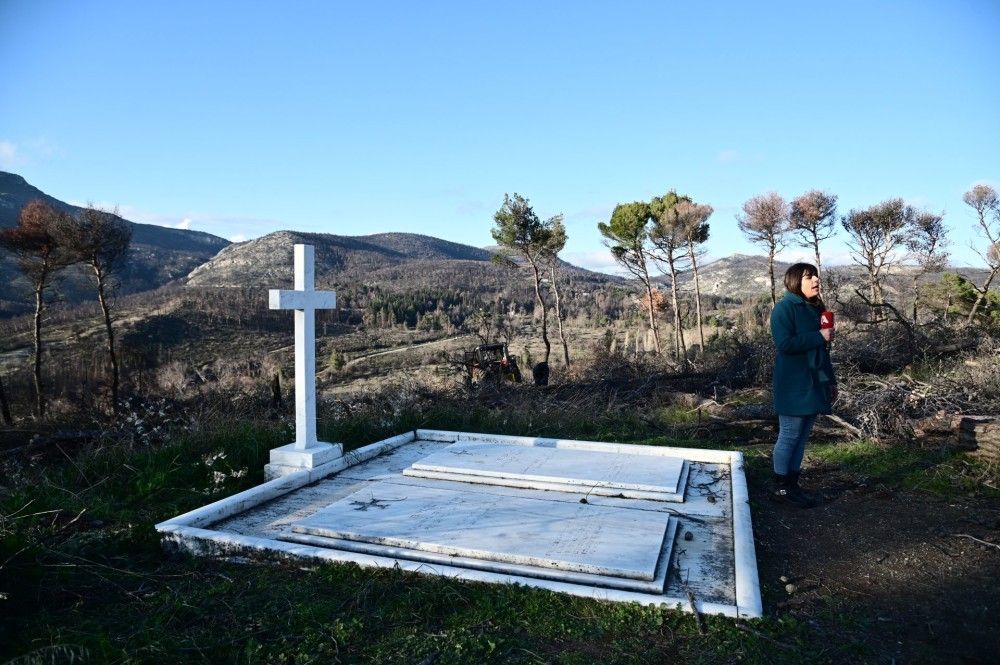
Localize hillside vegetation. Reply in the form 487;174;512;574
2;179;1000;662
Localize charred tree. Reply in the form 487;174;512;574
59;205;133;410
737;193;789;306
962;184;1000;325
790;190;838;276
842;199;914;311
0;200;74;418
905;210;948;323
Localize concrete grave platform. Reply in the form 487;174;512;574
155;430;762;618
404;440;689;501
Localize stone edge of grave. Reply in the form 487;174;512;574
279;518;680;594
154;429;762;619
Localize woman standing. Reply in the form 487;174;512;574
770;263;836;508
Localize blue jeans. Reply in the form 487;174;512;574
773;414;818;475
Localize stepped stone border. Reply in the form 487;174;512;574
155;429;762;618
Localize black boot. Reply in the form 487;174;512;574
771;473;817;508
788;471;819;505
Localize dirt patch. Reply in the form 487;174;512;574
752;465;1000;664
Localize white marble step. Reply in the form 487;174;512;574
289;480;672;581
407;441;688;495
280;517;678;593
403;463;689;502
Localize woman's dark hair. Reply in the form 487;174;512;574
783;262;825;308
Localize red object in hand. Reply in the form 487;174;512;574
820;310;835;330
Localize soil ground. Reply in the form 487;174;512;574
749;454;1000;664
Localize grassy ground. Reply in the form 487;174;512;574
2;384;998;664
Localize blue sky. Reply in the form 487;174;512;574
2;0;998;273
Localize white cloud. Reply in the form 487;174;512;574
562;249;628;276
0;141;18;169
175;217;193;230
0;137;63;170
717;149;739;164
24;137;61;159
229;233;247;242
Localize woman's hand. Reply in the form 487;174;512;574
820;327;833;343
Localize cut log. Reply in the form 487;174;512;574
959;416;1000;462
912;412;965;444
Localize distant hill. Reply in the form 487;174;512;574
185;230;621;290
1;171;230;313
4;171;992;316
658;253;993;301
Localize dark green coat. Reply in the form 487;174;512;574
770;291;835;416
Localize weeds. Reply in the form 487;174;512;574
3;340;999;662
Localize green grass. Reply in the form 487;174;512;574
806;439;1000;499
2;389;989;663
1;551;861;664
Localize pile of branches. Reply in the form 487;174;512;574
835;337;1000;442
832;288;980;374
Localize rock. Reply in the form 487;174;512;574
785;583;797;594
779;575;789;583
684;531;694;541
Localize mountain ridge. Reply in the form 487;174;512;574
185;230;620;289
3;172;993;310
1;171;230;311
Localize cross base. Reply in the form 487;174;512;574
265;441;344;479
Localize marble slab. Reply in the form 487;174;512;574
404;441;688;498
403;466;690;502
280;518;678;593
290;480;672;581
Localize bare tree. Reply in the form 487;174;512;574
649;191;691;360
677;199;712;352
492;193;559;364
905;210;948;323
962;184;1000;325
598;202;660;354
789;190;838;275
842;199;915;309
541;217;571;367
60;205;133;408
0;201;74;417
737;193;789;305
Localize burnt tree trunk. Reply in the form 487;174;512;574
529;261;551;364
32;282;46;418
642;276;661;355
549;264;570;367
688;243;705;352
812;232;822;278
666;256;686;361
767;247;777;306
0;375;12;425
94;266;121;410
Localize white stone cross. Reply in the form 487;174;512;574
265;244;343;478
